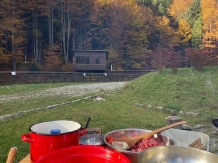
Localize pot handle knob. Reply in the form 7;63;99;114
21;134;33;143
79;128;88;136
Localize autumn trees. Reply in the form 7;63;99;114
0;0;217;72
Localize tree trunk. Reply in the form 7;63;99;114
61;0;66;63
12;32;16;71
66;0;71;63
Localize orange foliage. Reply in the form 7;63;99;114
201;0;218;48
160;16;170;26
0;48;10;64
62;62;74;72
168;0;193;19
43;44;62;71
178;19;192;45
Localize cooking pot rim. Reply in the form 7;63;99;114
29;120;82;135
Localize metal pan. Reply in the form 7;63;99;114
138;146;218;163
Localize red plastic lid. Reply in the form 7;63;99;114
36;145;130;163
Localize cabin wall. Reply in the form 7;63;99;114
73;51;107;71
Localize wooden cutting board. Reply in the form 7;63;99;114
19;154;30;163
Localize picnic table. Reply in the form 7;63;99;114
19;155;30;163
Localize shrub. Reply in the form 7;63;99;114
151;47;168;73
167;50;181;74
185;48;209;71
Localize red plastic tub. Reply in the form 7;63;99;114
36;145;131;163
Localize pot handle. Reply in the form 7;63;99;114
79;128;88;136
21;134;33;143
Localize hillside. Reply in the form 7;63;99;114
123;66;218;113
123;66;218;119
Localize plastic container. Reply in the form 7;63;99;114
36;145;131;163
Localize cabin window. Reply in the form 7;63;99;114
96;58;100;64
76;56;89;64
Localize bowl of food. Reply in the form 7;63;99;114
103;128;176;163
79;134;104;146
138;146;218;163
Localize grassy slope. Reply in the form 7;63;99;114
124;66;218;116
0;66;218;162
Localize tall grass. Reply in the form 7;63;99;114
0;66;218;162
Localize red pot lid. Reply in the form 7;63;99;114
30;120;81;135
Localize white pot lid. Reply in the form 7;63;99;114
30;120;81;135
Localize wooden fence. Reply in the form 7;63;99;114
0;70;153;85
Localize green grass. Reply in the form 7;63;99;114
0;66;218;162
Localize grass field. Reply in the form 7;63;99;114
0;66;218;162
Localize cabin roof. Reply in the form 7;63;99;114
72;50;109;60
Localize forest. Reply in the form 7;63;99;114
0;0;218;72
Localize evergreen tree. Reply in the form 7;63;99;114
191;16;203;49
158;0;172;15
187;0;201;27
136;0;152;7
158;3;165;15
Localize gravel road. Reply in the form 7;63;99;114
0;82;127;103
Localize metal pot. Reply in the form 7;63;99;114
79;134;104;146
138;146;218;163
103;128;176;163
21;120;87;163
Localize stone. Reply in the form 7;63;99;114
1;114;13;121
192;124;205;130
182;124;192;131
135;103;144;107
156;106;164;110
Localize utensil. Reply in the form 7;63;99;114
138;146;218;163
36;145;131;163
6;147;17;163
115;121;187;149
212;118;218;128
21;120;87;163
85;117;91;128
103;128;176;163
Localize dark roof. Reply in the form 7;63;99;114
72;50;109;60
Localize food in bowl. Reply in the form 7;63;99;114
107;134;164;152
188;137;205;150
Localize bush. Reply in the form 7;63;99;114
185;48;209;71
151;47;168;73
167;50;181;74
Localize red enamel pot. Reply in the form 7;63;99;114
21;120;87;163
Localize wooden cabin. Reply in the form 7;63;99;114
72;50;109;73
